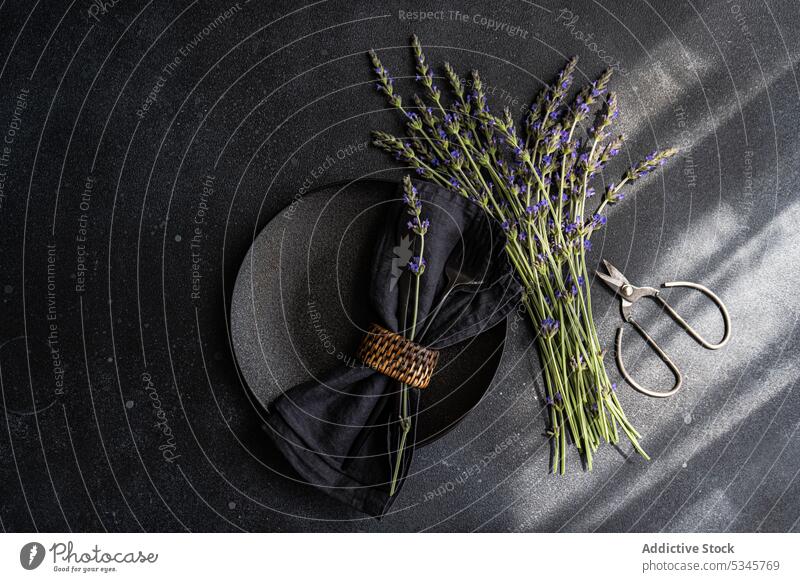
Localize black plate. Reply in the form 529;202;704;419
230;181;507;447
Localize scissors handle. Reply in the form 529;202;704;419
659;281;731;349
616;320;683;398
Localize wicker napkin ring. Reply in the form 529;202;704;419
357;323;439;389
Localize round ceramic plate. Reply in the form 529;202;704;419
230;180;507;447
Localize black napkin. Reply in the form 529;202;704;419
266;179;522;517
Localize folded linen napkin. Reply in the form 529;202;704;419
266;179;521;517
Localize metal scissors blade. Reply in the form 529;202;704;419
595;259;629;295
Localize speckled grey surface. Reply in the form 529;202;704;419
0;0;798;532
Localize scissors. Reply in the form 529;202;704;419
596;260;731;398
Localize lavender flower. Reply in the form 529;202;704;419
590;213;608;230
625;148;678;181
407;216;430;235
541;317;560;338
408;256;427;274
389;175;431;496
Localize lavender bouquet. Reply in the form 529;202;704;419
369;36;676;472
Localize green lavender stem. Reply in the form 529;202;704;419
390;178;427;496
389;236;424;496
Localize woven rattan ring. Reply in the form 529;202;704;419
356;323;439;389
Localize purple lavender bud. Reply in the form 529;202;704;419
541;317;560;337
408;256;427;273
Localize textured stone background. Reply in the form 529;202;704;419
0;0;798;532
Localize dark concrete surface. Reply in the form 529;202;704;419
0;0;798;532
